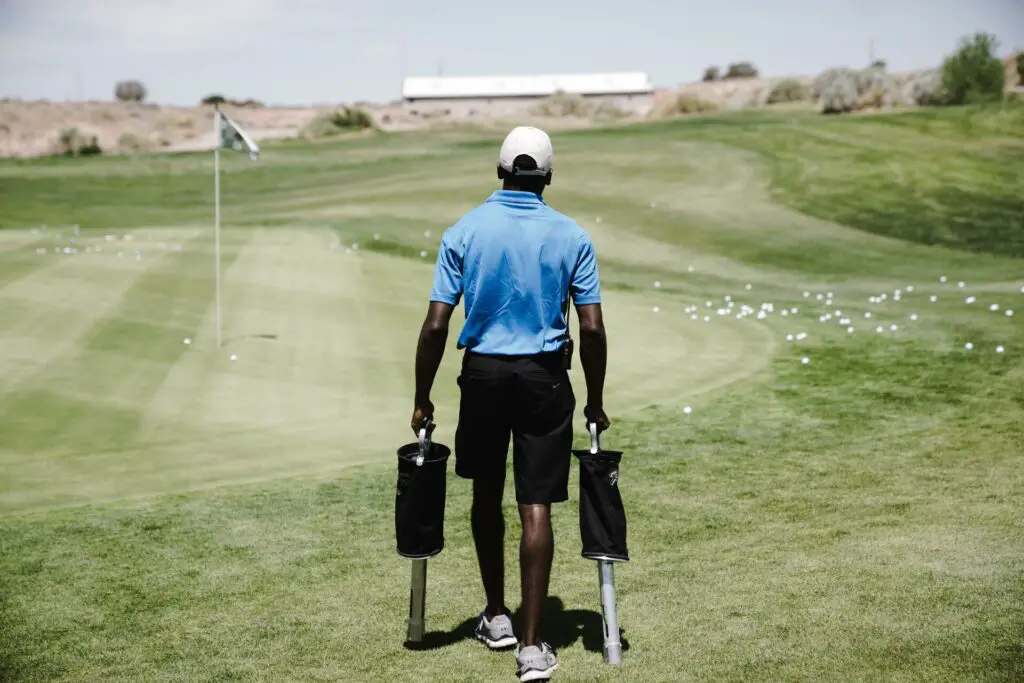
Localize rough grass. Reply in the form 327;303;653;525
0;105;1022;682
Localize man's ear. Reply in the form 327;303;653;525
497;165;506;181
545;171;553;186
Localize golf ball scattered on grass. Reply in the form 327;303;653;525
847;326;855;334
890;324;898;332
940;276;947;283
183;338;192;345
1006;309;1014;317
801;357;810;365
958;281;965;288
786;334;794;342
230;354;238;361
876;326;884;333
996;346;1005;353
964;342;973;351
989;303;999;311
965;296;976;304
420;251;428;258
424;230;431;238
745;284;752;290
910;314;918;321
929;295;938;302
654;281;660;289
683;406;692;415
652;306;660;313
864;312;872;318
373;233;380;240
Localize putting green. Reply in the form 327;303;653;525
0;222;773;512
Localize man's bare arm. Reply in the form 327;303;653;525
414;301;455;407
576;303;609;429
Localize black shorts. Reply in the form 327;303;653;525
455;351;576;505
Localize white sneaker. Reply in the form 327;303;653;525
474;611;517;650
515;641;558;681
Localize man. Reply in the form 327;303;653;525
410;125;609;682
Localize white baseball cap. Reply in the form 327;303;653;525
498;126;554;177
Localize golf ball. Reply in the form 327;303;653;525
801;357;810;365
745;284;752;290
929;296;938;302
990;304;999;311
420;251;428;258
424;230;431;238
876;326;884;333
786;334;794;342
1006;309;1014;317
816;294;823;300
910;314;918;321
790;307;798;314
958;281;965;288
703;316;710;322
803;292;810;298
847;326;854;334
781;310;789;317
965;296;976;304
654;281;661;289
940;276;947;283
996;346;1005;353
596;216;603;223
373;233;380;240
890;324;898;332
652;306;660;313
230;354;238;361
906;286;914;292
865;312;872;318
683;406;692;414
687;265;695;273
183;338;192;345
964;342;973;351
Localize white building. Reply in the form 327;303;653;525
402;72;654;102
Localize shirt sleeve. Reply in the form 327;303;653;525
570;232;601;305
429;228;463;305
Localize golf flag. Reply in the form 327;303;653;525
217;111;260;160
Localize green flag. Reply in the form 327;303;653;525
218;111;259;160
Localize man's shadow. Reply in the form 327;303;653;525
405;596;630;654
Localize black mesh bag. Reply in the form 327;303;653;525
395;440;451;559
573;447;629;562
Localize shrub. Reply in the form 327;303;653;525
723;62;759;79
57;128;102;156
117;132;145;153
812;67;849;99
302;106;375;138
114;80;147;102
650;93;719;118
701;66;720;82
530;90;590;117
766;78;809;104
870;59;887;70
201;94;226;106
940;32;1005;105
820;71;859;114
230;98;264;108
902;69;947;106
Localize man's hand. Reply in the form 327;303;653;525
411;399;435;435
584;404;610;433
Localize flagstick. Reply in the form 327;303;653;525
214;108;222;349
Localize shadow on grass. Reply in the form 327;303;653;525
405;596;630;655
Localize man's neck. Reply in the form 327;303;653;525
502;183;543;197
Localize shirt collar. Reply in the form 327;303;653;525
487;190;546;206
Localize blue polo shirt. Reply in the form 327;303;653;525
429;190;601;356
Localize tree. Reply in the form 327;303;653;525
724;62;759;80
940;33;1005;105
701;66;720;82
114;80;147;102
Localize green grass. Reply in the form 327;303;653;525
1;105;1022;682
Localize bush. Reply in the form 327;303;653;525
529;90;590;117
57;128;102;156
723;62;759;79
302;106;375;138
702;66;720;82
117;132;145;153
766;78;809;104
650;93;719;118
870;59;887;70
201;94;226;106
114;80;147;102
820;71;859;114
940;32;1005;105
902;69;947;106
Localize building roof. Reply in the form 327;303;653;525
402;72;653;100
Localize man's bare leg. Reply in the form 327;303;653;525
518;502;553;647
472;477;508;617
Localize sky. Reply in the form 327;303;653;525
0;0;1021;106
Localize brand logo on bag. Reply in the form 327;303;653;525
609;469;619;487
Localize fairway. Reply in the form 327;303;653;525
1;105;1022;681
